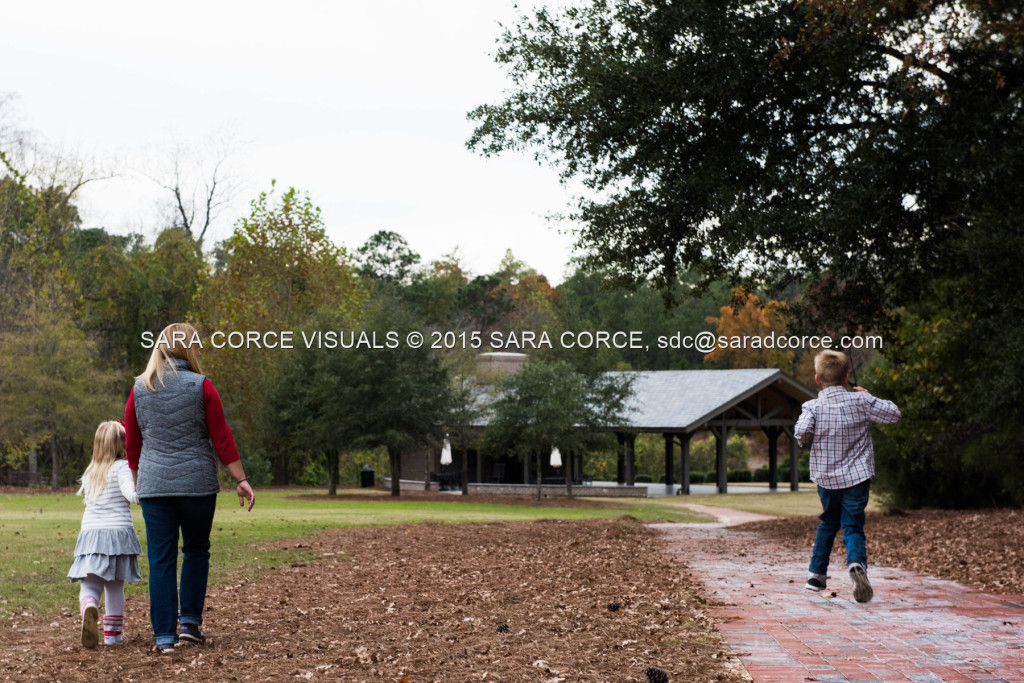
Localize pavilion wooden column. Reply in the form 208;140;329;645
663;433;674;493
710;425;733;494
624;433;636;486
616;433;626;484
476;450;483;484
763;426;780;491
782;427;800;491
679;432;692;495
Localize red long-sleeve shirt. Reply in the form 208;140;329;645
125;378;241;471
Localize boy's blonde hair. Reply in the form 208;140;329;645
78;421;127;503
138;322;203;392
814;350;851;387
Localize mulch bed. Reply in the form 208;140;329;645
0;519;747;682
738;508;1024;595
287;488;632;508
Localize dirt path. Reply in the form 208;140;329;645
654;512;1024;683
0;519;747;682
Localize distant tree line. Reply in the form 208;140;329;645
5;147;811;494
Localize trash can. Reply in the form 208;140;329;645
360;465;375;488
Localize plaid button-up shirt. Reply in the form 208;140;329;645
794;385;901;490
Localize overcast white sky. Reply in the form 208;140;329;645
1;0;581;282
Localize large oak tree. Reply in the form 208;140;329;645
469;0;1024;506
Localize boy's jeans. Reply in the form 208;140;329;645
140;495;217;646
808;478;871;576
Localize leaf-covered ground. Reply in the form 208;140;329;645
739;508;1024;595
1;519;747;682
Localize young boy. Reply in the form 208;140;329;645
794;350;900;603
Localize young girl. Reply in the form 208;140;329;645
67;421;143;647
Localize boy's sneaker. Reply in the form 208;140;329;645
153;643;176;654
849;563;873;603
81;605;100;649
178;624;206;644
104;634;124;646
804;575;827;591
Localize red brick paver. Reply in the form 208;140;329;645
653;512;1024;683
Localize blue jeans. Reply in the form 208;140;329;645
140;495;217;646
808;479;870;576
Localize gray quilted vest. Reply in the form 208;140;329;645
133;358;220;498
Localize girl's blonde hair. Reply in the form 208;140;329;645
138;322;203;392
78;421;127;503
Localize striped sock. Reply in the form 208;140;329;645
79;597;99;617
103;614;123;638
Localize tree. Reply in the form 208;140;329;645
0;152;120;488
355;230;421;285
198;182;364;482
67;227;205;377
484;358;632;499
263;296;454;496
257;309;356;495
401;250;473;325
557;267;730;370
0;294;120;489
704;289;797;373
469;0;1022;319
341;295;454;497
145;133;242;246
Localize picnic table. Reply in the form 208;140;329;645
430;471;461;491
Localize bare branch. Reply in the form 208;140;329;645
143;129;246;244
866;42;957;86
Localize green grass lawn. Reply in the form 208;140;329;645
0;488;708;620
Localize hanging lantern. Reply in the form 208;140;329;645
440;438;452;466
550;446;562;468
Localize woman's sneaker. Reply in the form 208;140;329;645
81;605;100;649
849;563;874;603
178;624;206;644
153;643;176;654
804;575;827;591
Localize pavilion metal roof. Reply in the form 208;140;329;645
607;369;815;432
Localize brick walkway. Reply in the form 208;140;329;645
653;508;1024;683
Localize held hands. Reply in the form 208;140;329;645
236;480;255;511
852;386;869;393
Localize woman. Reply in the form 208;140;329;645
124;322;255;652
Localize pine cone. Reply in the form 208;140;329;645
496;624;509;634
643;666;669;683
607;602;621;612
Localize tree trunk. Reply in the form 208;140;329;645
535;450;542;501
327;448;339;496
461;447;469;496
50;438;60;491
389;446;401;497
565;449;573;500
424;448;431;491
272;451;289;486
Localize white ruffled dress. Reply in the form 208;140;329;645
67;459;143;583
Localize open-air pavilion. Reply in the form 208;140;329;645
407;364;816;496
606;369;816;494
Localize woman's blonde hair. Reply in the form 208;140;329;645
78;421;127;503
138;322;204;392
